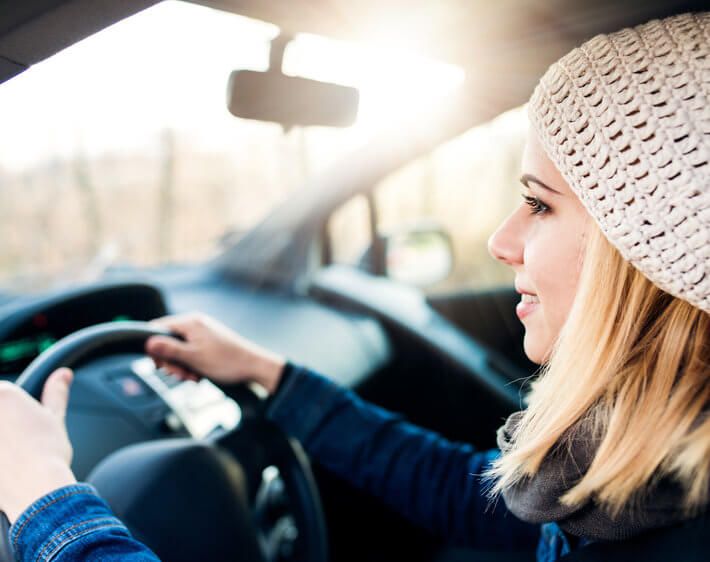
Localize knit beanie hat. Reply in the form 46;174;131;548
528;12;709;313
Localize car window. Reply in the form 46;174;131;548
0;0;462;293
328;106;526;292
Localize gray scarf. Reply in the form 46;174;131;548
496;411;707;542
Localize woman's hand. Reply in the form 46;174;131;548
0;368;76;523
145;313;286;394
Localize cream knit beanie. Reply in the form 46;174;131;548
528;12;709;313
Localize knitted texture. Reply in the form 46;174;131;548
529;12;709;313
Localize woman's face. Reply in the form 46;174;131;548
488;127;592;364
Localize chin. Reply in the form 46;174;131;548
522;333;549;365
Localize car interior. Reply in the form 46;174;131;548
0;1;705;561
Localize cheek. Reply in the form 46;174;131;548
525;225;585;329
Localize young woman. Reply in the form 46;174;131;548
0;11;707;562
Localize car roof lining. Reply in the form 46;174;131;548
1;0;706;86
194;0;706;69
0;0;158;84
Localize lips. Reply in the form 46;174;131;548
515;290;540;320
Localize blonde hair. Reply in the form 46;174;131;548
489;224;710;514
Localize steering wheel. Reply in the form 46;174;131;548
1;321;328;562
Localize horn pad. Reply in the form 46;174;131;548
88;439;265;562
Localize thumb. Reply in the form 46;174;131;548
41;368;73;420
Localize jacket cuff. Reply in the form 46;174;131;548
265;362;343;445
9;483;130;561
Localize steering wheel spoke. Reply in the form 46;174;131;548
212;417;328;562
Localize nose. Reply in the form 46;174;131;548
488;209;525;266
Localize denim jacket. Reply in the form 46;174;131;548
8;484;160;561
8;364;584;561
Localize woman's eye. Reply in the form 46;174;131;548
522;194;550;215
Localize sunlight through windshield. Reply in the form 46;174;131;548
0;1;464;291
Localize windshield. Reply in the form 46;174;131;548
0;0;463;293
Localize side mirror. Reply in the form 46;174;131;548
384;225;453;287
227;69;359;129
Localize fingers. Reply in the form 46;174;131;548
150;313;204;338
41;368;73;420
157;360;200;382
145;335;192;364
146;335;202;382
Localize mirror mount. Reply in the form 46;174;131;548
268;33;292;72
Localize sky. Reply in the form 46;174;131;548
0;0;465;173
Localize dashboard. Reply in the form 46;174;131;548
0;282;241;479
0;273;391;479
0;283;166;375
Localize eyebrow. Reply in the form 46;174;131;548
519;174;562;195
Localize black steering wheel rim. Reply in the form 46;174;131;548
15;321;173;399
9;321;328;562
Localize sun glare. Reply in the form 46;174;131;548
283;33;465;131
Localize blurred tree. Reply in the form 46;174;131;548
157;128;177;261
72;143;103;256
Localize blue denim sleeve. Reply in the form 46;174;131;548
9;483;160;562
266;364;540;551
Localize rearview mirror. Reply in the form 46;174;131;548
227;69;359;129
